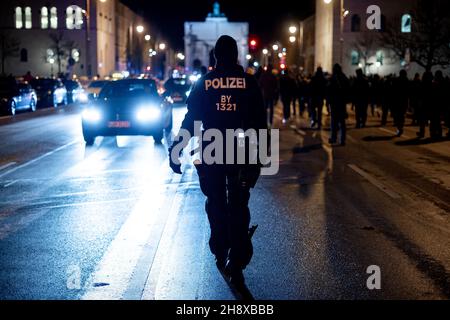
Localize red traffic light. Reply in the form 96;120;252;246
250;39;257;47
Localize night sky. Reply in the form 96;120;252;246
121;0;315;51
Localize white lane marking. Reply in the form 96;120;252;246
4;180;17;188
379;127;411;139
348;164;402;199
82;160;178;300
142;171;191;300
0;162;16;172
0;140;79;179
0;211;48;241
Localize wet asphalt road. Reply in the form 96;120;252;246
0;104;449;300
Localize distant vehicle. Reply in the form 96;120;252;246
30;78;68;108
164;76;193;104
0;79;37;115
81;79;173;145
63;79;88;104
85;80;108;100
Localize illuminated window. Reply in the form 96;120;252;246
66;6;83;30
46;49;54;62
351;50;360;65
71;49;80;62
376;51;384;65
24;7;32;29
351;14;361;32
402;14;412;33
41;7;48;29
15;7;23;29
50;7;58;29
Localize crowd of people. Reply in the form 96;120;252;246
256;64;450;146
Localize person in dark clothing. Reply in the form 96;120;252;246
369;74;382;118
259;65;279;126
430;71;445;139
279;70;296;123
168;35;267;290
352;69;370;128
446;77;450;138
391;70;410;136
410;73;422;126
417;71;433;138
296;74;308;117
309;67;327;129
328;64;350;146
380;76;393;126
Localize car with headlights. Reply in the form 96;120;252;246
63;79;88;104
81;79;173;145
0;78;37;115
164;76;193;104
30;78;68;108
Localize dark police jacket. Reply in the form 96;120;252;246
182;64;266;134
180;64;267;167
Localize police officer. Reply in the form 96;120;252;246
168;35;267;290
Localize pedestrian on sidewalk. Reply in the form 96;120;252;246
417;71;433;138
310;67;327;129
328;64;350;146
259;65;279;127
392;70;410;137
279;69;296;124
352;69;370;129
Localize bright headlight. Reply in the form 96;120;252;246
78;92;89;103
136;107;161;121
186;90;191;97
82;108;101;122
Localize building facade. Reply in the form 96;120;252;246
0;0;151;78
184;2;249;72
311;0;449;77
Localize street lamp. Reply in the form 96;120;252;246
136;25;144;33
289;26;297;34
144;34;151;41
159;43;166;51
262;48;268;55
272;44;279;51
246;54;252;60
177;53;185;60
289;36;296;43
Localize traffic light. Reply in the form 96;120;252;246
249;36;259;52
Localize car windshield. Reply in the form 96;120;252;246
63;81;78;90
89;81;108;88
99;80;158;99
30;79;55;89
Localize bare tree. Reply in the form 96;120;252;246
381;0;450;71
0;33;20;75
352;32;379;74
48;32;76;76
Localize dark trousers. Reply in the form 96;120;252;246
311;99;323;128
392;104;407;131
429;111;442;138
355;103;368;128
265;98;275;125
330;103;347;143
197;165;257;270
282;98;291;120
381;103;390;126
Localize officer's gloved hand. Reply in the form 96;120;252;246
168;145;182;174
